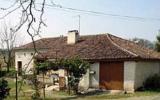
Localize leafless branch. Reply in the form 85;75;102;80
0;21;17;72
0;0;47;96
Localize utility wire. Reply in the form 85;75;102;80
37;2;160;21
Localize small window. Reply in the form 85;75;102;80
24;53;26;56
31;53;33;56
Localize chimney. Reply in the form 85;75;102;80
67;30;79;44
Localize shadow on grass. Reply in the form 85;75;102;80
136;87;160;93
56;90;106;100
57;90;160;100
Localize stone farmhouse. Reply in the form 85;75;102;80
15;30;160;92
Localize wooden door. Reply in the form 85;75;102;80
100;62;124;90
17;61;22;76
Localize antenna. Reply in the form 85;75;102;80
78;15;80;33
73;15;81;33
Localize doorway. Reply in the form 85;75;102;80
99;62;124;90
17;61;22;76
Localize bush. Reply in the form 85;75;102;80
0;71;7;77
6;70;16;78
0;78;10;100
143;74;160;90
31;92;41;100
0;69;16;78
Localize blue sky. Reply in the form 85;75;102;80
1;0;160;42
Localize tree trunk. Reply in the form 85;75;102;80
7;63;9;72
42;73;45;100
7;52;12;72
67;69;71;95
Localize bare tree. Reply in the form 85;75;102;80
0;0;47;71
0;22;17;72
0;0;48;99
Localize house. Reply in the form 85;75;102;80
15;30;160;92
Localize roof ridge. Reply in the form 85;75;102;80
107;34;138;57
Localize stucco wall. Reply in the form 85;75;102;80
89;62;99;88
79;62;99;91
15;50;34;74
79;69;90;91
124;61;160;92
124;61;136;92
134;61;160;89
67;31;78;44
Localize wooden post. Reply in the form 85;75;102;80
15;71;18;100
42;73;45;99
0;64;2;77
67;69;71;95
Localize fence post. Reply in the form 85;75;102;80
15;71;18;100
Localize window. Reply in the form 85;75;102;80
24;53;26;56
31;53;33;56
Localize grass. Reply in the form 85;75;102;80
44;91;160;100
5;77;33;100
79;91;160;99
3;77;160;100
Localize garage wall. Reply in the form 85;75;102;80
124;61;160;92
124;61;136;92
134;61;160;89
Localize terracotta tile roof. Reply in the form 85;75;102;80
108;34;160;60
16;34;160;61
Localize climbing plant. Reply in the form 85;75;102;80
63;58;89;94
36;57;90;94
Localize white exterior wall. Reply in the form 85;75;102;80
89;63;99;88
134;61;160;89
58;69;65;77
79;69;90;91
15;50;35;74
124;61;136;92
124;61;160;92
79;62;99;91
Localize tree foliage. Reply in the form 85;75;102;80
155;33;160;52
143;74;160;90
131;38;154;49
0;78;10;100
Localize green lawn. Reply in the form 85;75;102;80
4;78;160;100
43;91;160;100
5;77;33;100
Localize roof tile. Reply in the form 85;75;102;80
16;34;160;61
